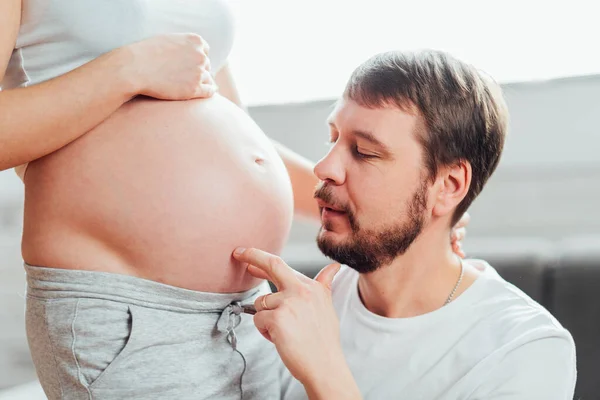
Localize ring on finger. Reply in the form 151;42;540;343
261;294;270;311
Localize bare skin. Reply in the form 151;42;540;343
2;1;464;294
22;95;295;293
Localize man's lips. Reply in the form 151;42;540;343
316;199;345;213
316;199;348;223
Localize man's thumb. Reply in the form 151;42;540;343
314;263;342;290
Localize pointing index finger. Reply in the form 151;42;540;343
233;248;299;291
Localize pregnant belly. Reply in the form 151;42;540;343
22;95;294;292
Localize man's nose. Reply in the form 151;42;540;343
314;149;345;185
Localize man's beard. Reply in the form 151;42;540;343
315;182;428;274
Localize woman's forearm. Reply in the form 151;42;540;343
1;33;215;173
0;47;138;171
272;140;321;222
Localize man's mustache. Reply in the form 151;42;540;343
313;183;350;214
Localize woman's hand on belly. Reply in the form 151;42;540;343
127;33;217;100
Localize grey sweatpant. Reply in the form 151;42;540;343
24;264;280;400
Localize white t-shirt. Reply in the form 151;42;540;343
281;261;576;399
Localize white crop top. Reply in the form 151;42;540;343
2;0;236;90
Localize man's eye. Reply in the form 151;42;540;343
354;147;375;159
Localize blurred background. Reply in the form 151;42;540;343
1;0;599;398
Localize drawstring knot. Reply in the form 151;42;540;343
217;302;244;349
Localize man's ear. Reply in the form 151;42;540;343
432;160;472;218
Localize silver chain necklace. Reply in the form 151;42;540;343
444;258;465;305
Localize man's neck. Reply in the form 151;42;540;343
357;223;469;318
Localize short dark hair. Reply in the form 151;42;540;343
344;50;508;225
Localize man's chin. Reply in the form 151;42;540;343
317;229;351;256
317;232;370;273
318;226;348;242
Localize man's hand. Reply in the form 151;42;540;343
451;212;470;258
232;247;361;399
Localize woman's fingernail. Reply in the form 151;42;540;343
234;247;246;256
